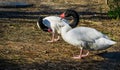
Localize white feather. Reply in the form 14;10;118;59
61;24;116;50
43;16;69;33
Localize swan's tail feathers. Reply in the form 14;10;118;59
108;40;116;45
104;38;116;46
94;38;116;50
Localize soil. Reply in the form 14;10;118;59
0;0;120;70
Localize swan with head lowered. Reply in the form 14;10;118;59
60;24;116;59
37;9;79;42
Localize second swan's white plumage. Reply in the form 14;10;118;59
37;9;79;43
42;16;69;34
61;24;116;59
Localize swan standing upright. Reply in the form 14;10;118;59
61;24;116;59
37;9;79;42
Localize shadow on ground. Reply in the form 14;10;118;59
0;10;110;20
0;51;120;70
0;57;120;70
98;51;120;61
0;58;21;70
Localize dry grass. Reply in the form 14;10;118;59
0;19;120;70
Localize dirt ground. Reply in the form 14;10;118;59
0;0;120;70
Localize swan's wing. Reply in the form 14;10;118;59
43;15;71;28
67;27;106;42
43;16;70;33
43;16;64;27
61;19;70;24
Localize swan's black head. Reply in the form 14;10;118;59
37;17;52;32
65;9;79;18
60;9;79;28
60;9;79;18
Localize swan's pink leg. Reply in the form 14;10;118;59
47;33;60;43
72;48;89;59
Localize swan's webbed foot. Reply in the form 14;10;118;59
72;50;89;59
47;36;60;43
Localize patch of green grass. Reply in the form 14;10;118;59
108;7;120;19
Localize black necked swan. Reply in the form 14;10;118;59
60;24;116;59
37;9;79;42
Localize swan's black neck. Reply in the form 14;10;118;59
37;17;51;32
65;9;79;28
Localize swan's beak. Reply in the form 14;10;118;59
60;13;65;18
47;29;52;32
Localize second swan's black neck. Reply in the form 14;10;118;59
65;9;79;28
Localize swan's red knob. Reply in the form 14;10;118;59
60;13;65;18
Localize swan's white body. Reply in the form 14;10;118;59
37;16;69;42
37;9;79;42
42;16;69;34
61;24;116;59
